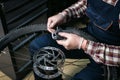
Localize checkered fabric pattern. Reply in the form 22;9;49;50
61;0;120;66
62;0;119;20
85;41;120;66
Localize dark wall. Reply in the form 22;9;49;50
47;0;78;17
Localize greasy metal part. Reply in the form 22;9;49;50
0;23;119;80
33;46;65;79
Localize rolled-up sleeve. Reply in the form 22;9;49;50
62;0;87;21
85;41;120;66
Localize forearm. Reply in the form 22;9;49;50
81;39;120;66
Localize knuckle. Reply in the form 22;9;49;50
48;18;51;21
65;43;70;49
65;46;69;50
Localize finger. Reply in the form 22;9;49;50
56;40;66;46
47;24;56;33
47;18;52;27
50;21;57;29
47;20;55;33
57;40;70;50
58;32;70;38
48;28;55;33
48;18;57;27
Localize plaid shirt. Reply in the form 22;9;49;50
62;0;120;66
85;41;120;66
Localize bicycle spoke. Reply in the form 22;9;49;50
11;56;31;61
0;62;32;70
1;49;30;59
0;24;92;80
10;50;30;58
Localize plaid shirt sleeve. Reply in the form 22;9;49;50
61;0;87;21
61;0;119;20
85;41;120;66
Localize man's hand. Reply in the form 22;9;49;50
47;12;67;33
56;32;85;50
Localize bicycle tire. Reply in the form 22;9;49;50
0;24;47;52
0;23;97;80
0;23;97;52
61;28;97;42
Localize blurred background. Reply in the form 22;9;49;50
0;0;89;80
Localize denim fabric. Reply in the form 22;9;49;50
29;0;120;80
86;0;120;30
86;0;120;46
29;34;104;80
29;34;88;59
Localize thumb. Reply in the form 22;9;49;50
56;39;66;46
58;32;70;38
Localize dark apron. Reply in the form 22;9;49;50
86;0;120;79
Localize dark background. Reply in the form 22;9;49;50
0;0;78;79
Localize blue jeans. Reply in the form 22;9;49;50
29;34;104;80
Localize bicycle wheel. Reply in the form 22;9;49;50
0;23;96;80
0;24;48;80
